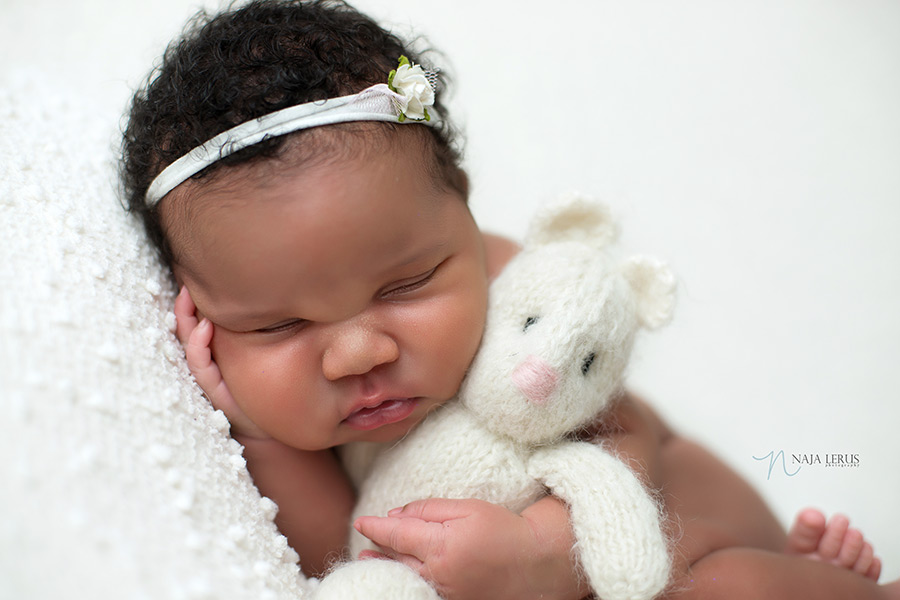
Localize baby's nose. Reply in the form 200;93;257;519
511;355;558;405
322;323;399;381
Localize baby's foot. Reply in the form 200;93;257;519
785;508;882;581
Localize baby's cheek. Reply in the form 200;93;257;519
207;330;239;376
210;334;273;401
435;291;487;379
218;344;314;433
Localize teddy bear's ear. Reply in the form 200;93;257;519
525;194;618;250
622;256;677;329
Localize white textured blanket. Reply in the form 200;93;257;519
0;70;310;599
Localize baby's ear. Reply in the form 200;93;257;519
525;194;618;250
622;256;676;329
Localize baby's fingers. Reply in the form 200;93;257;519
388;498;478;523
186;320;239;414
176;287;226;405
174;286;199;344
354;516;444;563
186;319;220;385
354;518;432;581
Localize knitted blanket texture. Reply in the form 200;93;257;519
0;70;311;599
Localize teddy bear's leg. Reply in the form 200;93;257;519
310;559;442;600
528;441;671;600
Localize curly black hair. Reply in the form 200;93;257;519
121;0;465;267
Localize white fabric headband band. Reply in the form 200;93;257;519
144;58;440;206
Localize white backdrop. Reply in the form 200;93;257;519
4;0;898;580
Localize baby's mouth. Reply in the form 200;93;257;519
342;398;419;431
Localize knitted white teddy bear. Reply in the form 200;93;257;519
311;195;675;600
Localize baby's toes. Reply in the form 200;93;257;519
785;508;827;555
818;514;850;560
836;528;864;568
865;555;882;582
853;543;880;581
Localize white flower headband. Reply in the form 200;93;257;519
144;56;439;206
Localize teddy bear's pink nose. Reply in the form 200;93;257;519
512;355;559;405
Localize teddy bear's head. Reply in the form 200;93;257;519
459;195;675;446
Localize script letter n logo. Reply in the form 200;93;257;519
753;450;801;480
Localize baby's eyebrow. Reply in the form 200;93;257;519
200;303;285;331
206;313;270;331
392;240;449;270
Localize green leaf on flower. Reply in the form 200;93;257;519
397;112;407;123
398;55;410;68
388;68;397;91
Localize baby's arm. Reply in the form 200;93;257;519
174;287;354;577
241;437;355;576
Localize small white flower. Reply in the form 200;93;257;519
388;57;435;121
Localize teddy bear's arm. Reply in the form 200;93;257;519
527;441;670;600
310;558;441;600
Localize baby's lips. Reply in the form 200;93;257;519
341;398;418;430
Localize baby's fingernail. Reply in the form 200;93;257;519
387;507;403;517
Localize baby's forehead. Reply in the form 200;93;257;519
160;125;454;271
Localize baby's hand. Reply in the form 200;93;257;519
354;498;585;600
174;286;269;440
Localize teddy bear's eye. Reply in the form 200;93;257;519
581;352;596;376
523;316;539;332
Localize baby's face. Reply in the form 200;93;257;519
168;135;488;450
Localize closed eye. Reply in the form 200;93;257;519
254;319;308;334
381;266;438;298
523;316;540;332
